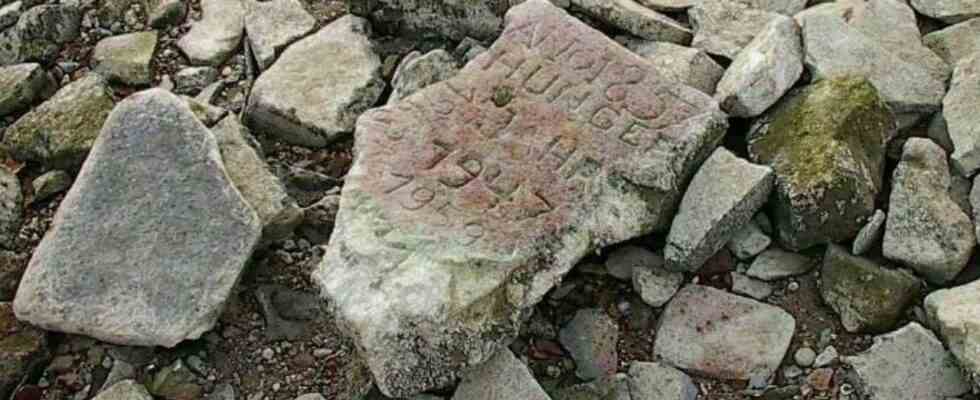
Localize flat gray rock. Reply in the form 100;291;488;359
654;284;795;380
821;244;920;333
312;0;728;396
745;248;814;281
727;220;771;260
92;31;158;86
731;272;773;300
451;349;549;400
390;49;460;104
245;16;384;147
911;0;980;24
570;0;692;44
94;380;153;400
737;0;807;15
606;245;662;281
666;148;773;272
633;261;683;307
924;18;980;67
0;63;54;117
925;280;980;384
945;55;980;178
852;209;885;256
843;323;970;400
688;1;783;60
12;89;261;347
177;0;245;66
243;0;316;71
715;15;802;117
883;138;974;284
627;362;698;400
560;308;619;381
627;41;724;94
0;167;21;251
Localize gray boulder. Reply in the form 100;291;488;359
910;0;980;24
92;31;158;86
731;272;773;300
626;41;724;95
925;280;980;384
245;16;384;147
627;362;697;400
12;89;261;347
177;0;245;66
666;148;773;271
727;220;770;260
0;302;49;400
0;3;80;66
243;0;316;71
94;380;153;400
688;1;783;60
883;138;974;284
390;49;459;103
451;349;549;400
560;308;618;381
924;18;980;66
569;0;692;44
0;167;20;251
944;55;980;177
633;260;683;307
0;63;54;117
745;248;814;281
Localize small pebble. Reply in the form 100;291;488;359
783;366;803;379
261;348;274;361
787;281;800;292
794;347;816;367
813;346;838;367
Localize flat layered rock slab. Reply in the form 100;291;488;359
13;89;261;347
312;0;728;396
655;285;795;380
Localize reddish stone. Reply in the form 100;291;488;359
807;368;834;391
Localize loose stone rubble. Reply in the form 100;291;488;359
92;31;158;86
243;0;316;71
559;308;618;381
625;40;723;95
176;0;244;66
451;349;550;400
945;55;980;177
688;1;782;60
925;280;980;384
0;63;54;117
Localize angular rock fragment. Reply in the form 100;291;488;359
851;209;884;256
655;285;795;380
13;89;261;347
925;280;980;383
731;272;773;300
820;244;920;333
843;323;970;400
666;148;773;271
910;0;980;24
715;16;802;117
569;0;692;44
633;261;683;307
92;31;158;86
944;55;980;178
94;380;153;400
177;0;245;66
0;251;26;300
924;19;980;66
0;3;80;66
737;0;807;15
627;362;698;400
727;221;770;260
390;49;460;104
146;0;185;28
560;308;618;381
627;41;724;95
2;74;114;170
551;374;631;400
637;0;695;12
748;77;892;250
0;167;21;251
351;0;507;41
883;138;974;284
31;170;71;203
312;0;728;396
451;349;549;400
606;245;661;281
688;1;783;60
245;16;384;147
744;248;813;281
174;66;218;94
0;63;55;117
0;302;49;400
243;0;316;71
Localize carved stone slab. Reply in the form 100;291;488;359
313;0;728;396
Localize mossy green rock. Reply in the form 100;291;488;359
0;302;49;400
748;76;894;250
2;74;114;170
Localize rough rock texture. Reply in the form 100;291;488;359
654;285;795;380
606;245;661;281
0;302;49;400
560;308;618;381
351;0;507;41
925;280;980;383
636;0;695;12
0;62;54;117
714;16;802;117
2;74;115;170
731;272;773;300
0;3;80;66
0;167;21;251
688;1;782;60
12;89;261;347
843;323;970;400
820;244;920;333
0;251;26;300
92;31;158;86
924;19;980;66
451;349;549;400
910;0;980;24
883;138;975;284
744;248;814;281
666;148;773;271
31;170;71;203
312;0;728;396
627;362;698;400
551;374;631;400
852;209;885;256
213;116;302;244
747;77;892;251
0;1;20;30
627;41;723;95
243;0;316;71
146;0;185;28
245;16;384;147
176;0;245;66
944;55;980;177
94;380;154;400
633;261;683;307
390;49;460;103
569;0;692;44
727;221;770;260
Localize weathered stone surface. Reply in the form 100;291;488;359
0;251;26;300
92;31;158;86
851;209;884;256
0;302;49;400
911;0;980;24
821;244;920;333
925;280;980;383
31;170;71;203
633;260;683;307
626;41;723;96
738;0;807;15
244;0;316;71
146;0;185;28
0;3;80;66
731;272;773;300
570;0;692;44
313;1;728;396
654;284;795;380
843;323;970;400
747;77;892;251
94;380;153;400
245;16;384;147
390;49;460;104
0;1;20;30
0;63;54;117
174;66;218;94
551;374;631;400
727;220;770;260
560;308;618;381
451;349;549;400
606;245;661;281
924;18;980;66
715;16;802;118
883;138;974;284
351;0;507;41
2;74;115;170
182;95;226;127
213;116;301;244
688;1;782;60
627;362;697;400
0;167;21;251
666;148;773;271
745;248;813;281
945;55;980;178
12;89;261;347
636;0;695;12
177;0;245;66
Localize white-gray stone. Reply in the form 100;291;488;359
688;1;783;60
635;0;695;12
627;41;724;94
390;49;459;103
92;31;158;86
12;89;262;347
666;148;774;272
243;0;316;71
852;209;885;256
925;280;980;384
727;221;771;260
745;248;814;281
924;18;980;66
560;308;619;381
606;245;662;281
0;4;81;66
93;380;153;400
451;349;549;400
0;167;21;251
715;15;802;117
814;346;837;368
0;62;54;117
731;272;773;300
146;0;185;28
570;0;692;44
633;261;683;307
177;0;245;66
945;55;980;178
173;66;218;94
883;138;974;284
911;0;980;24
794;347;815;367
627;362;698;400
843;322;970;400
245;16;384;147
